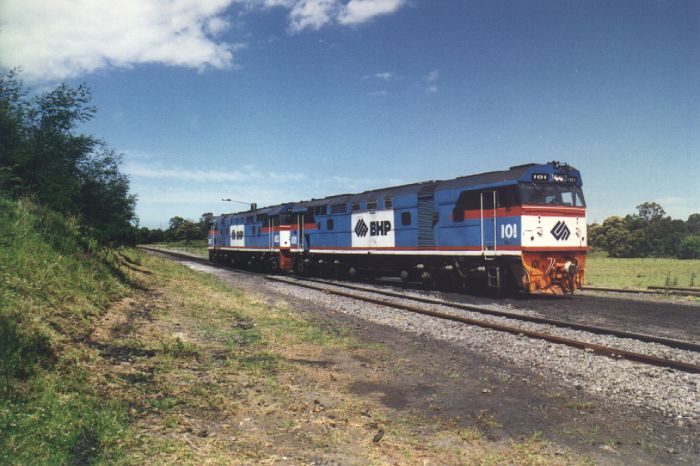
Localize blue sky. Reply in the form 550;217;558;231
1;0;698;227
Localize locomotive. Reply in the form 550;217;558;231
208;161;587;294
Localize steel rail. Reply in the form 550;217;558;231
137;247;700;374
584;286;700;298
292;277;700;352
266;275;700;374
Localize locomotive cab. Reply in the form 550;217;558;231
514;163;587;294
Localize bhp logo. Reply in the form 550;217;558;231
550;221;571;241
354;218;369;237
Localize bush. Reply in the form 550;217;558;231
678;235;700;259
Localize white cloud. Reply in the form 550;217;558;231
0;0;408;82
124;156;407;226
338;0;405;25
424;69;439;94
288;0;339;32
374;71;394;80
0;0;239;82
124;161;305;182
256;0;406;32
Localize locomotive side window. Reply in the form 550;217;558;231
401;212;412;225
331;203;347;214
453;190;480;221
496;186;519;208
482;191;496;210
327;219;334;230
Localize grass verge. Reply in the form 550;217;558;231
0;197;133;463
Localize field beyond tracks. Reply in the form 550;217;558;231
585;250;700;289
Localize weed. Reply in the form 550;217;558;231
564;400;595;411
476;411;503;430
149;396;180;411
458;427;482;442
163;416;179;429
161;338;199;358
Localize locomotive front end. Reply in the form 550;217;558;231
515;163;588;294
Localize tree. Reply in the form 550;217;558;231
167;216;186;240
178;221;199;244
678;235;700;259
598;216;636;258
635;202;665;222
587;223;604;249
0;70;136;244
687;214;700;235
199;212;214;238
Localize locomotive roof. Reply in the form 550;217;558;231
220;162;575;217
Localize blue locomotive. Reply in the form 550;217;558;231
209;161;587;294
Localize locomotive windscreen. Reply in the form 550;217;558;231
519;183;586;207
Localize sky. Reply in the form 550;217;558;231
1;0;699;227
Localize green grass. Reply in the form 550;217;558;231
585;249;700;289
0;197;132;463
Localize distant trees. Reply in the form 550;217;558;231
588;202;700;259
0;70;135;244
137;213;213;245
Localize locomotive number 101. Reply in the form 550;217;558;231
501;223;518;239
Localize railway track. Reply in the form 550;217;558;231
287;276;700;352
584;285;700;298
138;246;700;374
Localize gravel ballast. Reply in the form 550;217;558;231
183;261;700;426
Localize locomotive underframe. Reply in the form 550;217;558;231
208;248;585;294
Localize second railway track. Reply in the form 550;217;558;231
139;246;700;374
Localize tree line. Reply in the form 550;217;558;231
588;202;700;259
1;70;136;244
136;214;213;245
